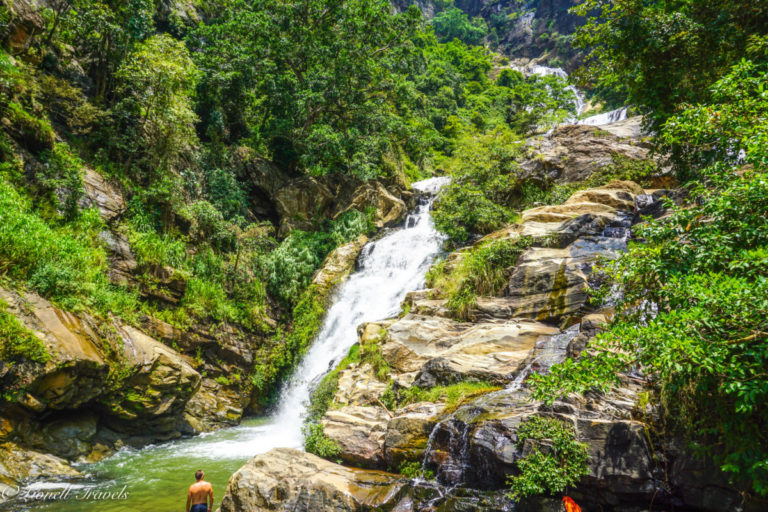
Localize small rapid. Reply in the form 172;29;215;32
12;177;448;512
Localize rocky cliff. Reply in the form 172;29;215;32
393;0;583;69
218;121;763;512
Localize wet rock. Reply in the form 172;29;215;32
0;442;80;505
504;236;626;323
312;236;369;292
384;402;444;469
218;448;406;512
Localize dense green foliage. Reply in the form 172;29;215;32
507;417;590;499
573;0;768;133
0;174;140;318
432;7;487;46
302;422;342;459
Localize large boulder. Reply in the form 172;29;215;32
274;174;407;236
503;236;626;323
2;0;44;53
520;124;651;184
312;236;369;292
181;378;244;434
0;287;202;449
0;442;80;506
381;314;559;386
0;288;109;412
79;167;126;223
218;448;407;512
321;406;390;469
102;324;201;434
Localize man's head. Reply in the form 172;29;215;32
195;470;204;481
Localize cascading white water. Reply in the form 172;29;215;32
11;177;450;512
579;106;630;126
269;176;449;447
510;64;587;118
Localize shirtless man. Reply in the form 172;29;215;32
186;470;214;512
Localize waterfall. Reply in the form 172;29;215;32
579;106;630;126
8;177;450;512
268;176;449;448
511;63;587;118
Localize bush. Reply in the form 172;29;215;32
263;209;373;307
129;230;188;269
6;102;55;153
0;177;139;318
0;300;50;364
507;417;590;500
303;422;342;460
37;143;85;216
427;237;532;319
432;128;523;245
383;380;501;412
399;461;435;480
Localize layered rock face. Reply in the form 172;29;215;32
233;147;411;236
220;161;762;511
520;124;652;185
0;286;202;495
392;1;583;69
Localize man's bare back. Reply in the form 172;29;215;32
186;470;213;512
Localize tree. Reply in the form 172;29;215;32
572;0;768;132
190;0;421;178
431;7;487;46
112;33;199;175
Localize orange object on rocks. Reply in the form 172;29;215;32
562;496;582;512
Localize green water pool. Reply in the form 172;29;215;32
7;417;276;512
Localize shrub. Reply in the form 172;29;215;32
6;102;55;153
263;209;372;307
507;417;590;500
399;461;435;480
0;300;50;364
427;237;532;319
303;422;342;459
37;143;85;216
383;380;501;411
129;230;188;269
0;177;139;318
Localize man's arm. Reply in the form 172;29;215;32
208;485;214;509
186;487;192;512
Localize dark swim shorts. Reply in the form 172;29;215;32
190;504;208;512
